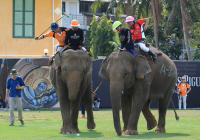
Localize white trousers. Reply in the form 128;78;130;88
179;95;187;110
92;102;100;109
56;46;87;52
56;46;64;52
134;42;149;52
9;97;23;123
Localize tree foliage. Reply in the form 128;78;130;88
90;0;200;60
90;14;115;59
190;22;200;48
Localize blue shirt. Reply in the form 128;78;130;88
6;76;25;97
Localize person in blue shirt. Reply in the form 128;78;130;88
5;69;25;126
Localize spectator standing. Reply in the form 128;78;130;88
5;69;25;126
177;76;191;110
79;102;85;118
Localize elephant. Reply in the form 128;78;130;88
99;50;177;135
49;49;95;134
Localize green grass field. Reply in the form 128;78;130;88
0;109;200;140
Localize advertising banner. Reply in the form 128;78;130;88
0;58;199;108
0;58;58;108
172;61;200;108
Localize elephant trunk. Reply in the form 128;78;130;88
110;81;124;136
67;74;82;101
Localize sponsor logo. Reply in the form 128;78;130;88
177;75;200;87
71;33;80;39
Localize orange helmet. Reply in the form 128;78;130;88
70;20;80;27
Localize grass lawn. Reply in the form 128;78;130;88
0;109;200;140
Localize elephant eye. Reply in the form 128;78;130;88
124;72;129;78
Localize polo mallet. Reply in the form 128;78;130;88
171;98;179;120
36;8;69;38
92;79;105;95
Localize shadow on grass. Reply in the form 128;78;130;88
119;132;190;139
50;130;104;139
15;125;25;127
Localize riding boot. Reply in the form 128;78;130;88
48;56;55;66
148;50;157;62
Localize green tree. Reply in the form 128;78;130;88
190;22;200;60
92;0;162;48
166;0;200;60
145;6;184;60
190;22;200;48
90;14;115;59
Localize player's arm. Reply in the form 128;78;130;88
143;18;149;31
37;35;47;40
187;85;191;94
124;29;131;49
79;29;84;49
64;30;70;48
35;31;53;40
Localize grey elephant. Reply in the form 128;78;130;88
99;50;177;135
49;50;95;134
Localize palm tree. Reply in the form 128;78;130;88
166;0;199;60
180;0;192;60
150;0;162;48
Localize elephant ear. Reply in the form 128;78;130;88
134;55;151;79
84;54;92;77
99;57;109;81
54;52;62;69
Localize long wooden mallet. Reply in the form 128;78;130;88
36;8;69;38
92;79;105;95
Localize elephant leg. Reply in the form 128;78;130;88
156;88;173;133
57;79;74;134
57;90;73;134
124;81;149;135
142;99;157;130
121;92;132;132
82;84;95;129
71;97;81;133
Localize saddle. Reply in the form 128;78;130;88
137;43;162;61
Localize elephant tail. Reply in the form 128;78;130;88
170;98;179;121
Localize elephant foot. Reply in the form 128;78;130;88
124;129;138;135
147;121;157;130
155;127;166;133
87;121;96;130
122;127;127;132
60;126;80;134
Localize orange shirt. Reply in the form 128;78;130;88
45;28;68;46
177;83;190;96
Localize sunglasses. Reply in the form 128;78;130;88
181;79;185;80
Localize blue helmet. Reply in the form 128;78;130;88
50;22;59;30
